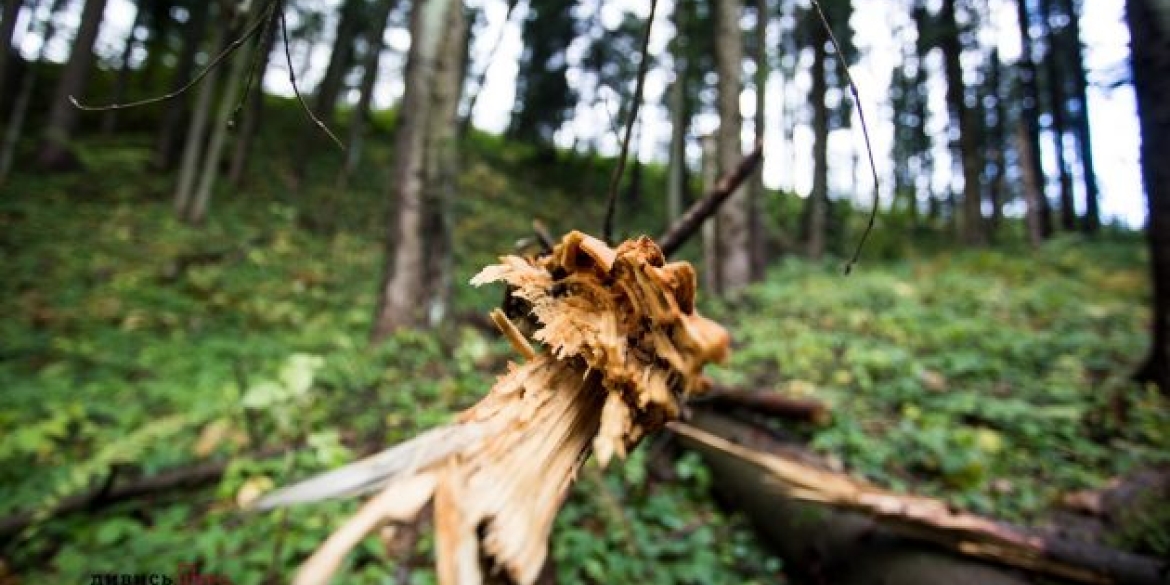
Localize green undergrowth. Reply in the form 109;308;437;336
707;236;1169;538
1;119;1166;583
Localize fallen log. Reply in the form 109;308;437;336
672;411;1170;585
0;446;290;543
694;384;831;425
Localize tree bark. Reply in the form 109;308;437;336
421;0;467;327
1015;0;1052;239
1016;120;1044;247
806;25;828;260
666;0;689;226
337;0;397;189
700;133;720;294
714;0;751;294
1041;0;1077;232
1060;0;1101;234
988;49;1006;239
0;0;23;102
186;4;259;225
940;0;986;245
1129;0;1170;396
152;0;210;170
173;27;225;219
371;0;456;342
749;0;767;278
35;0;109;171
0;0;64;186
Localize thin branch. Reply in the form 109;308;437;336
278;0;344;150
602;0;660;244
69;1;275;112
808;0;880;275
657;140;764;256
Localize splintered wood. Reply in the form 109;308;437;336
255;231;729;585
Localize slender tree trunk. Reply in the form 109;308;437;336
372;0;456;342
101;0;142;136
700;133;720;294
1128;0;1170;395
940;0;985;245
1040;0;1076;232
1060;0;1100;234
229;4;281;186
152;0;210;170
338;0;397;189
1015;0;1052;238
1016;120;1044;247
187;5;260;224
665;0;688;225
714;0;751;293
0;0;63;186
174;27;225;218
988;50;1006;239
35;0;109;171
806;27;828;260
459;0;518;136
749;0;767;278
0;0;24;101
421;0;467;327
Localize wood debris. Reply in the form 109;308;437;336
254;231;730;585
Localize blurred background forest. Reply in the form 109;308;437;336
1;0;1169;582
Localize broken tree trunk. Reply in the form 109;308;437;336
255;231;731;585
673;411;1170;585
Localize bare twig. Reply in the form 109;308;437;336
278;0;344;150
808;0;879;275
70;0;275;112
490;308;536;360
532;219;555;254
657;140;764;256
695;384;831;425
602;0;660;244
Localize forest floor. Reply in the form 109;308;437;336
1;125;1168;583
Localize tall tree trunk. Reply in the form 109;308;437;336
0;0;63;186
749;0;767;278
101;0;142;135
1060;0;1100;234
665;0;689;225
1015;0;1052;238
229;4;281;186
372;0;456;342
0;0;24;101
1040;0;1076;232
174;26;225;218
337;0;397;189
1128;0;1170;395
940;0;985;245
714;0;751;293
700;133;720;294
1016;120;1044;247
421;0;467;327
35;0;109;171
459;0;518;137
152;0;209;170
806;26;828;260
987;49;1006;239
187;4;260;224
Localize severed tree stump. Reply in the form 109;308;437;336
254;231;731;585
